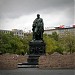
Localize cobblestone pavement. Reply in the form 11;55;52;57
0;68;75;75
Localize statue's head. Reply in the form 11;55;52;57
37;14;40;18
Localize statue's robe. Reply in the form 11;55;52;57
32;18;44;40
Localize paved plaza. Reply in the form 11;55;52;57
0;68;75;75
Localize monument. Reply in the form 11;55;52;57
29;14;46;55
18;14;46;68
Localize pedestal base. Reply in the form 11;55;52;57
18;55;40;68
29;40;46;55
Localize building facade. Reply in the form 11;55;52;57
0;29;24;38
0;30;11;34
12;29;24;38
44;27;75;37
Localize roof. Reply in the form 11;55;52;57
44;27;75;31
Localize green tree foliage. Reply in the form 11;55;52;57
55;41;64;54
44;34;57;54
0;32;12;53
0;32;33;55
48;32;59;41
9;36;24;54
44;31;75;54
59;32;75;54
20;33;32;54
0;31;75;55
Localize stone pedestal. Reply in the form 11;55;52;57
18;55;40;68
27;55;40;65
29;40;46;55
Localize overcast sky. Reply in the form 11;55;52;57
0;0;74;32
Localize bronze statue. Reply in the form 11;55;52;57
32;14;44;40
29;14;46;54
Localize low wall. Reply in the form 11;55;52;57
0;52;75;69
39;52;75;69
0;54;28;70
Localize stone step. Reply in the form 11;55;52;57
18;65;38;68
17;55;40;68
18;63;38;68
18;62;38;65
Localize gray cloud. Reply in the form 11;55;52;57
0;0;74;18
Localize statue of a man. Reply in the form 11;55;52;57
32;14;44;40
